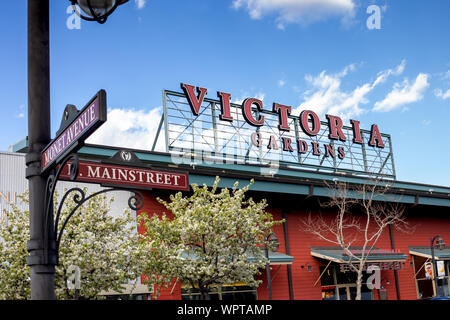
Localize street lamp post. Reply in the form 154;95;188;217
26;0;128;300
265;233;280;300
27;0;54;300
430;235;445;297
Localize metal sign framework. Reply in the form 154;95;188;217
153;90;396;179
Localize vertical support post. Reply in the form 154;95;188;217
431;237;439;297
293;119;302;164
210;102;219;157
388;224;401;300
26;0;56;300
162;90;170;153
331;140;337;172
151;114;164;151
282;210;294;300
361;133;369;173
388;136;397;179
265;244;272;300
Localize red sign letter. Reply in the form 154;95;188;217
350;119;363;144
251;132;262;147
369;124;385;148
311;142;321;156
273;103;292;132
326;114;347;141
181;83;208;116
217;91;233;122
297;139;308;154
267;135;279;150
242;98;265;127
300;110;321;136
282;137;294;152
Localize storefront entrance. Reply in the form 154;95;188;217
410;249;450;299
320;265;373;300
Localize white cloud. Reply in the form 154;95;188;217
135;0;146;9
372;59;406;87
15;104;25;118
232;0;356;27
434;88;450;100
421;119;431;127
296;60;406;120
278;79;286;87
373;73;430;112
443;70;450;80
232;92;266;104
86;107;165;151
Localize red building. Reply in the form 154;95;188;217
75;144;450;301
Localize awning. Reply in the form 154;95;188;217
248;250;295;265
311;247;408;263
409;246;450;260
181;249;294;265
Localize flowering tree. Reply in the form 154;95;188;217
0;194;30;299
138;177;284;300
0;189;147;300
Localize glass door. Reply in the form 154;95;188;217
320;265;373;300
337;286;350;300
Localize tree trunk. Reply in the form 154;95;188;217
356;270;363;300
199;285;210;300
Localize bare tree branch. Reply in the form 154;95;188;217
300;177;414;300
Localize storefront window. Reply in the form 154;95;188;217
321;286;336;300
181;284;257;301
320;265;373;300
105;293;151;300
413;255;450;299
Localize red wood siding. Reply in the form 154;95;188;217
137;191;450;300
137;193;181;300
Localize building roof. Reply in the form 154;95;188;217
180;249;294;265
409;246;450;260
75;144;450;207
8;139;450;207
310;247;408;263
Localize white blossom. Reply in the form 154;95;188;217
0;189;147;300
138;177;284;299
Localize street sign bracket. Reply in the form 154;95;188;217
43;151;145;266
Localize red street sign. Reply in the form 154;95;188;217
59;160;189;191
41;90;107;173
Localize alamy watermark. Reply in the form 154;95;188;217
170;144;280;177
366;5;383;30
67;265;81;290
366;265;381;289
66;5;81;30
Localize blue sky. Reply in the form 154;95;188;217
0;0;449;186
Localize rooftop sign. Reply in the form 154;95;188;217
161;83;396;178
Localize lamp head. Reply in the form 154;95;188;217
267;233;280;252
436;235;445;250
71;0;129;23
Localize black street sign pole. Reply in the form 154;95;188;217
25;0;127;300
26;0;55;300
